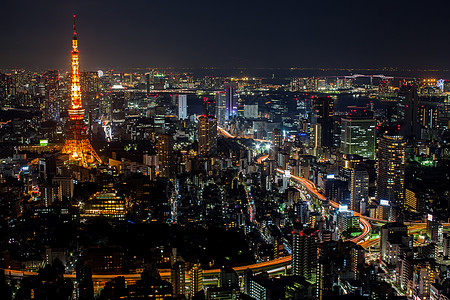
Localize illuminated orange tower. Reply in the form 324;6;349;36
62;15;102;168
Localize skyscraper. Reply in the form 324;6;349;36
224;82;238;121
178;94;187;120
350;166;369;213
43;70;60;121
216;91;226;125
110;86;126;123
80;71;99;108
376;135;406;206
341;117;376;160
202;96;215;116
198;115;217;157
76;260;94;300
158;134;173;178
171;261;186;297
272;128;282;149
312;96;334;148
398;84;420;139
190;260;203;297
292;227;319;284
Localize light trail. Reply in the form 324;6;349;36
275;168;370;243
217;126;271;143
256;154;269;164
1;256;292;283
217;126;235;138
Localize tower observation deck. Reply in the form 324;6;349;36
62;15;102;168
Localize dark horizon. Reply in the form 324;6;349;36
2;0;450;71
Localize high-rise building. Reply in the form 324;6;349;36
270;97;284;122
0;73;12;107
341;117;376;160
310;123;322;156
292;227;319;284
426;214;443;244
312;96;334;148
419;102;441;139
443;234;450;257
80;71;99;108
272;128;282;149
110;86;126;123
202;96;215;116
190;260;203;297
224;82;238;121
405;189;419;211
178;94;187;120
198;115;217;157
412;261;437;300
398;84;420;139
43;70;60;121
293;201;310;225
376;135;406;206
350;167;369;213
76;260;94;300
158;134;173;178
61;16;102;168
380;222;409;264
336;205;357;234
171;261;186;297
216;91;226;125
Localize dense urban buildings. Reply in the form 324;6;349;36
2;12;450;300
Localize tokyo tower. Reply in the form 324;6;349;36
61;15;102;168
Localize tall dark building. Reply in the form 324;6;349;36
376;135;406;206
203;96;216;116
398;84;420;139
158;134;174;178
145;72;151;94
76;261;94;300
292;227;319;284
312;96;334;148
110;86;126;124
198;115;217;157
0;73;12;107
80;71;99;108
220;267;239;289
43;70;60;121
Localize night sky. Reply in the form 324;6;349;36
1;0;450;71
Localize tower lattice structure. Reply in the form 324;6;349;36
62;16;102;168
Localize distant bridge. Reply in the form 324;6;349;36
343;74;394;80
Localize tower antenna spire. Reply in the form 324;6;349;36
73;14;77;35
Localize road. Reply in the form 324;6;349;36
275;168;372;244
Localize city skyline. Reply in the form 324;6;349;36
3;3;450;300
2;0;450;70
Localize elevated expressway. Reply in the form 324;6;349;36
275;169;372;245
274;169;450;249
